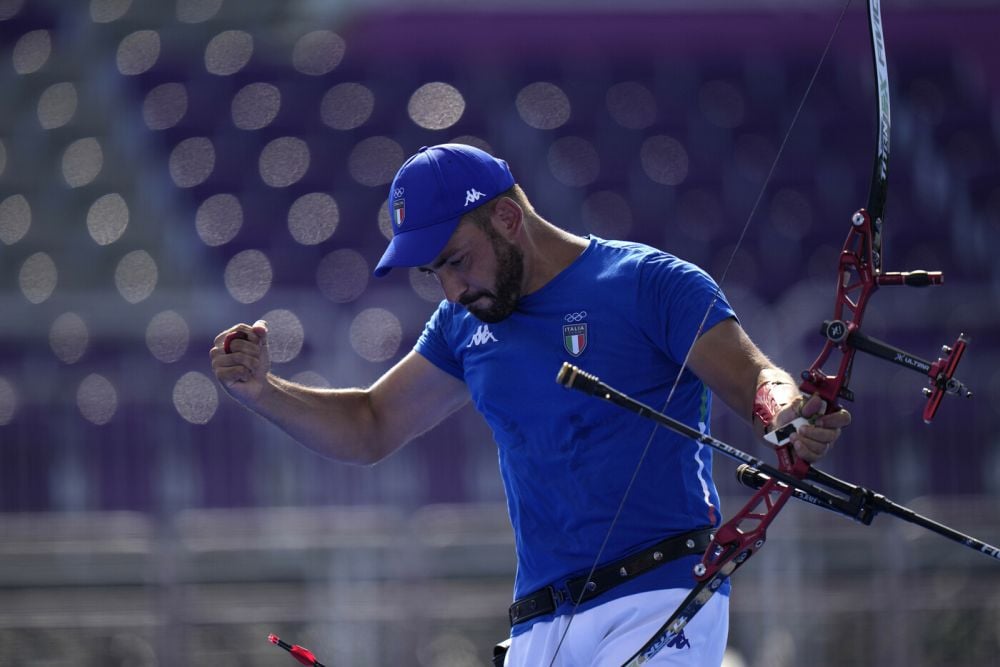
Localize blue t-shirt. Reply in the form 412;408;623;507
415;237;736;628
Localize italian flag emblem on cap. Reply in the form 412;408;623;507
392;199;405;228
563;323;587;357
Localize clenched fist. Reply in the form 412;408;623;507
210;320;270;405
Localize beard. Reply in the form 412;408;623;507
460;225;524;323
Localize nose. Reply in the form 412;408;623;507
438;272;467;304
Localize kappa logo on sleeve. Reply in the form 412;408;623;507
466;324;499;347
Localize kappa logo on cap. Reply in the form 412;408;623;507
464;188;486;207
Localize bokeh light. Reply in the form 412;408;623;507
0;377;18;426
172;371;218;424
606;81;657;129
90;0;131;23
547;136;600;187
408;267;444;303
408;82;466;130
195;193;243;246
377;200;393;240
146;310;190;363
49;312;89;364
143;82;188;130
114;250;158;303
320;82;374;130
37;82;78;130
515;82;571;130
348;136;404;187
349;308;402;362
12;29;51;74
169;137;215;188
640;135;689;186
0;194;31;245
177;0;222;23
581;190;633;239
316;248;368;303
205;30;253;76
224;249;272;303
77;373;118;425
292;30;345;75
260;308;304;364
116;30;160;75
259;137;310;188
62;137;104;188
291;371;330;388
0;0;24;21
449;135;492;153
19;252;57;304
231;82;281;130
288;193;338;245
87;193;129;245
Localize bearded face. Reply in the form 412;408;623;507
459;222;524;324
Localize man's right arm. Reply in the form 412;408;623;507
210;320;470;465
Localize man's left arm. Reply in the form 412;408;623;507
687;318;851;463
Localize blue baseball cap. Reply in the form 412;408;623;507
374;143;515;277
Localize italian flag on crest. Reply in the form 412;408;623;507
563;323;587;357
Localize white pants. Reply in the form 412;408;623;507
504;589;729;667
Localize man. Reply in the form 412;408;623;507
210;143;850;665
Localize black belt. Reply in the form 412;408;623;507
508;527;714;627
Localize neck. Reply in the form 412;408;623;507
519;216;589;295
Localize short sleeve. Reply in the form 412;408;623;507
414;302;464;381
637;253;737;364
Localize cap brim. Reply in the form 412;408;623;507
373;216;462;277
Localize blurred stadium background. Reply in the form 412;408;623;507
1;0;999;665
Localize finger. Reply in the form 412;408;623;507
215;365;254;385
793;441;825;463
224;330;249;354
796;421;842;443
213;350;260;371
791;433;831;462
214;323;251;347
799;394;827;419
816;408;852;430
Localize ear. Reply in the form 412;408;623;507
491;197;523;240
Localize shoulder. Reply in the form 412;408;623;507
588;237;699;280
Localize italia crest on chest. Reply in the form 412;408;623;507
562;311;588;357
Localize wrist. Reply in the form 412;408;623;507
752;379;798;437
